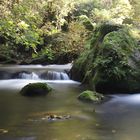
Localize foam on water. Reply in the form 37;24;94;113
0;79;80;90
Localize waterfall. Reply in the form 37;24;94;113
0;64;80;90
43;71;70;80
0;70;70;80
0;64;71;81
19;72;39;80
60;72;69;80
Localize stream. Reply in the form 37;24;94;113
0;64;140;140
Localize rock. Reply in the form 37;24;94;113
47;114;71;121
63;115;71;119
20;82;52;96
78;90;104;103
0;129;8;134
71;23;140;93
28;111;71;121
46;113;71;121
56;116;63;119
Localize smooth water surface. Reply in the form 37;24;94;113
0;65;140;140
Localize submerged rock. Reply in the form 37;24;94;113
28;111;71;122
20;82;52;96
47;114;71;121
0;129;8;134
78;90;104;103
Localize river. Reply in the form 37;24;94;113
0;64;140;140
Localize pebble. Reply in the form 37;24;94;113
0;129;8;134
112;129;116;133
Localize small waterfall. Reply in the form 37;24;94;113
0;64;80;90
19;72;39;80
0;70;70;80
41;71;70;80
0;64;71;80
60;72;69;80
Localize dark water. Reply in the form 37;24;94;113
0;65;140;140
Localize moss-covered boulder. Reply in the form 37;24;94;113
20;83;52;96
71;23;140;93
78;90;104;102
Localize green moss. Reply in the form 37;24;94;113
78;90;104;102
20;82;52;96
71;23;140;93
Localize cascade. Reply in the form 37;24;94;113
17;71;70;80
0;64;71;80
0;70;70;80
18;72;39;80
0;64;79;90
41;71;70;80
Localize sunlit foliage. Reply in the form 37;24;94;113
0;0;140;62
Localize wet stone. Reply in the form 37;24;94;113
46;114;71;121
0;129;8;134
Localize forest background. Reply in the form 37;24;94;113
0;0;140;64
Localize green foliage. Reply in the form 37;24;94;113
92;25;138;80
32;47;54;60
0;19;43;52
79;15;94;30
0;0;140;64
0;0;87;62
45;21;90;56
42;0;75;30
94;28;137;80
71;23;140;93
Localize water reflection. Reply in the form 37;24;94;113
1;87;140;140
93;94;140;140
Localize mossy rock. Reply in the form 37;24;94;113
71;23;140;93
78;90;104;103
20;83;52;96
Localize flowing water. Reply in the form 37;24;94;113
0;64;140;140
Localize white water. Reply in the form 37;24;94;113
1;65;140;140
19;72;39;80
0;63;72;71
46;71;70;80
0;64;79;90
0;64;72;81
108;94;140;104
0;79;80;90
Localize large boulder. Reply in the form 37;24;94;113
71;23;140;93
20;83;52;96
